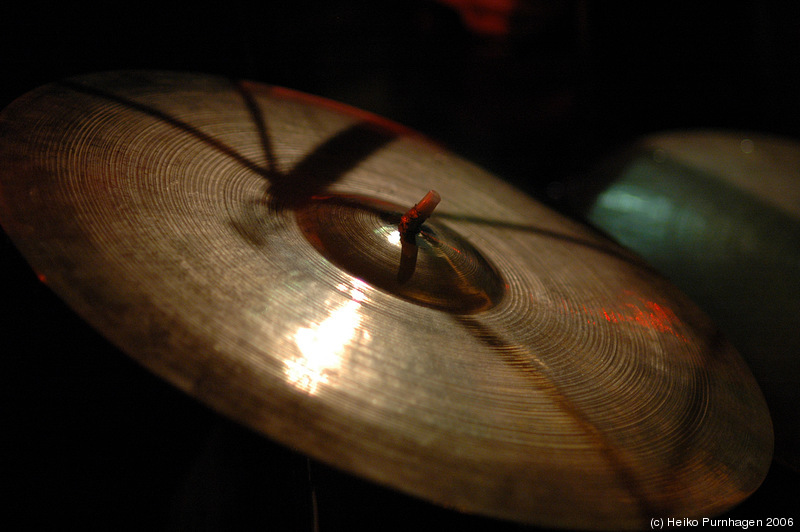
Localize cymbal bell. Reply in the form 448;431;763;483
295;192;504;313
0;71;772;529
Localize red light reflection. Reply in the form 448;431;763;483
561;290;689;342
437;0;518;37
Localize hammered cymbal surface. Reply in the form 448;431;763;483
0;71;772;529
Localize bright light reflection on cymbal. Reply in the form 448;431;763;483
386;229;401;246
286;280;369;394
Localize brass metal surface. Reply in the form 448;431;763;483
0;72;773;529
568;130;800;472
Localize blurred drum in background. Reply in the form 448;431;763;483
563;130;800;471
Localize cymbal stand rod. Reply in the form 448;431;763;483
398;190;441;242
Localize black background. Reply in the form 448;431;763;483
2;1;798;529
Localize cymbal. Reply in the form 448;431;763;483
564;130;800;472
0;72;772;529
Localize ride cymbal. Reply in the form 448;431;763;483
0;71;772;529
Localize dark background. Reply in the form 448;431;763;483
2;1;798;529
